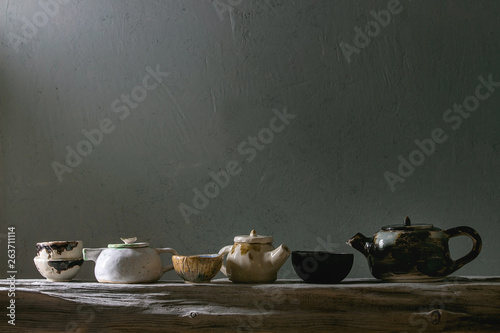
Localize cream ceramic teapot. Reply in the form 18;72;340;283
83;237;178;283
218;230;290;283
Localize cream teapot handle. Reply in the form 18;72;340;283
218;245;233;277
155;248;179;273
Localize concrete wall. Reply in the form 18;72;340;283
1;0;499;281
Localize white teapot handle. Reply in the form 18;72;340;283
217;245;233;277
155;248;179;273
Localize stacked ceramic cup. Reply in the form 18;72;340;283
34;241;84;282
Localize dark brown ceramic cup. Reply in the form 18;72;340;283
292;251;353;284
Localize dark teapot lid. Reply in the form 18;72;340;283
382;216;433;231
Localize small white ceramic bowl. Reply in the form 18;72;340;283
36;240;83;260
33;257;84;282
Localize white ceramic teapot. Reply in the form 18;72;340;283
83;237;178;283
218;230;290;283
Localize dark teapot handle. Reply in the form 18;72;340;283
444;226;482;274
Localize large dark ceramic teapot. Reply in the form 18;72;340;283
347;217;482;282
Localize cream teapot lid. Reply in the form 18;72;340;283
234;230;273;244
107;237;149;248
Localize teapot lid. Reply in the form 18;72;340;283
107;237;149;248
234;230;273;244
382;216;433;231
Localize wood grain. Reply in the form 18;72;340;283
1;277;499;332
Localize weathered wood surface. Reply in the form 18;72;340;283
1;276;499;332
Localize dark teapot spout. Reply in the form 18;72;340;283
347;233;372;257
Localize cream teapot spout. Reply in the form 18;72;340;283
266;244;291;269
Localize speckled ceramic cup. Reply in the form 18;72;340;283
36;241;83;260
172;254;223;283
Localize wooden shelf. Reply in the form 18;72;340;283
1;277;499;332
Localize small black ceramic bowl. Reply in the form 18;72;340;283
292;251;353;284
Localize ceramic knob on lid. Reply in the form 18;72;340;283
107;237;149;248
404;216;411;226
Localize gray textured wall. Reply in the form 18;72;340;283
1;0;499;281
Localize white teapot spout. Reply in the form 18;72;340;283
82;248;103;262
